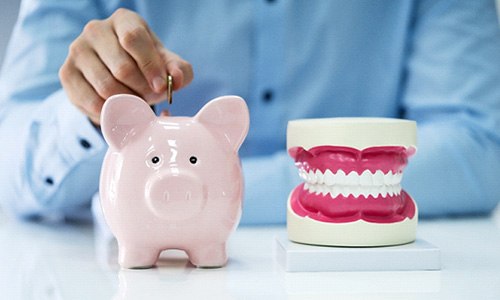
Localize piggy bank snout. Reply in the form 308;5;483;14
146;172;207;221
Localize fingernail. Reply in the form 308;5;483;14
152;76;164;93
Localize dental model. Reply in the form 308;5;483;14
287;118;418;247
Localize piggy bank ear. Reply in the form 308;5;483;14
195;96;250;152
100;94;156;149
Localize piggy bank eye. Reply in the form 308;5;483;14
189;156;198;164
151;156;160;164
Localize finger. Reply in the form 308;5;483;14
150;32;194;90
74;49;136;100
142;54;194;105
86;20;156;101
163;50;194;90
60;63;105;124
112;9;166;94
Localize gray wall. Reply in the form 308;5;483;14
0;0;20;67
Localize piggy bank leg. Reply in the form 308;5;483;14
118;244;160;269
187;243;228;268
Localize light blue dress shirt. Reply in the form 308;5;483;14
1;0;500;225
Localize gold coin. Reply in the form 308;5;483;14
167;74;173;104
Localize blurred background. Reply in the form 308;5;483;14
1;1;500;69
0;0;20;67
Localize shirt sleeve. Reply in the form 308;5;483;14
239;152;301;225
240;0;500;225
400;0;500;216
0;0;107;220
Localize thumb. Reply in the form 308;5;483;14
149;30;194;91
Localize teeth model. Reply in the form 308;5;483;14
287;118;418;247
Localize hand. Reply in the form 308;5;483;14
59;8;193;125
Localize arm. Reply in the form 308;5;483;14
240;153;301;225
239;0;500;225
401;0;500;217
0;0;106;219
0;1;193;220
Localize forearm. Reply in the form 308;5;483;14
404;120;500;217
401;0;500;217
0;0;109;219
240;151;301;225
0;89;106;219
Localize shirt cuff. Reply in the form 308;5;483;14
27;89;106;215
52;89;106;165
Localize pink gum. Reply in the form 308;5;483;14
289;146;416;174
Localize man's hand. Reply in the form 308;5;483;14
59;8;193;125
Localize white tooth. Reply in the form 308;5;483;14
395;173;403;184
351;186;361;198
321;185;329;196
347;171;359;186
315;169;324;185
324;169;334;186
380;186;388;197
308;170;317;184
304;171;311;183
393;172;401;185
330;186;340;198
388;186;394;197
335;186;342;197
326;185;332;195
360;170;373;186
316;185;322;194
373;170;384;186
389;172;398;185
384;172;393;186
299;169;308;181
361;188;371;198
334;170;347;185
395;184;402;195
341;186;350;197
315;185;321;195
330;185;340;198
303;183;309;191
315;187;322;195
346;187;352;197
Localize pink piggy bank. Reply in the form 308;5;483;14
99;94;249;269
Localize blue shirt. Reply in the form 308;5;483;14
1;0;500;225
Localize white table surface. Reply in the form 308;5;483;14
1;209;500;300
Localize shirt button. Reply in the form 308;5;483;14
262;89;274;103
79;138;92;149
266;0;277;4
45;177;54;186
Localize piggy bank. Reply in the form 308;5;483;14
99;94;249;269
